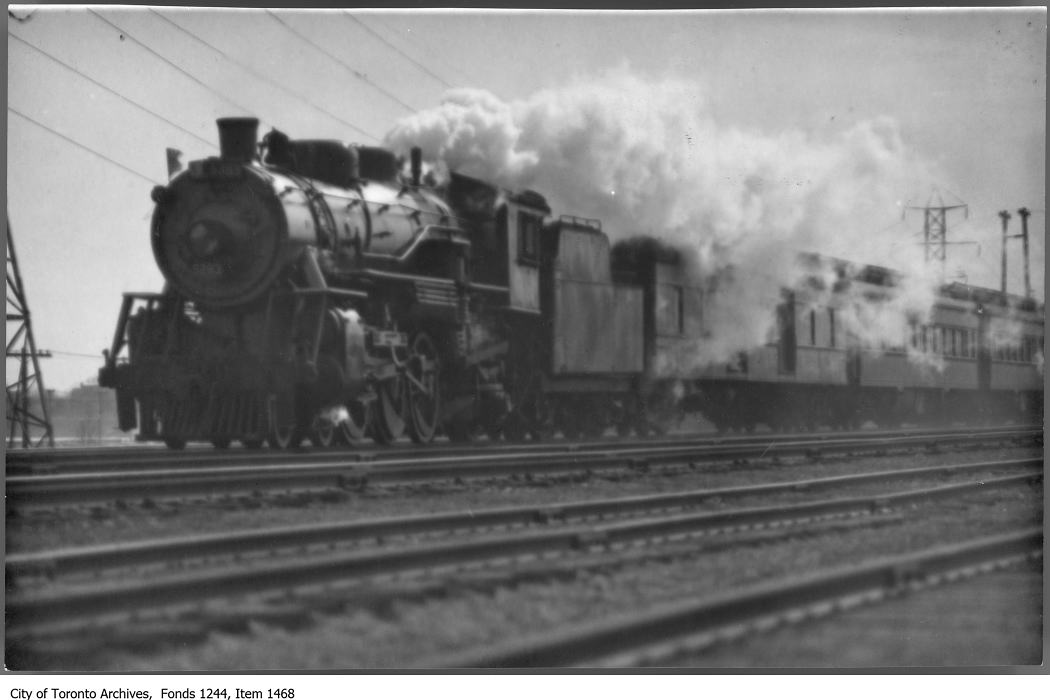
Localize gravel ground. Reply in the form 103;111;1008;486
663;558;1043;668
7;444;1039;552
63;480;1042;671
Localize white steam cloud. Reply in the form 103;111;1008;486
385;70;946;368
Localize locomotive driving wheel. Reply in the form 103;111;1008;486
372;376;406;445
268;424;303;449
405;332;441;444
336;396;372;445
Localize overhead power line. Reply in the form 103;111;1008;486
266;10;418;113
362;12;493;94
47;349;103;360
87;9;257;117
9;107;161;185
344;13;453;89
148;9;378;142
9;32;217;150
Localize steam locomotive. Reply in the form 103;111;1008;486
99;117;1043;449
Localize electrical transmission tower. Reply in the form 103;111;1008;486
903;191;974;283
6;218;55;448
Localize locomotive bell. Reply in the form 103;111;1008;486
217;117;259;163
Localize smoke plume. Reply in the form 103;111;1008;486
385;70;946;368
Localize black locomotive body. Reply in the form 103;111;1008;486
99;118;662;448
100;118;1043;449
101;118;495;447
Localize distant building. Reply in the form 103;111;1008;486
45;380;126;444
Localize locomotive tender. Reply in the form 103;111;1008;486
99;117;1043;449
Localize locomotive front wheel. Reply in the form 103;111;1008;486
406;332;441;444
268;424;303;450
310;419;336;448
267;393;304;449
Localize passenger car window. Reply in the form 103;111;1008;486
656;284;684;336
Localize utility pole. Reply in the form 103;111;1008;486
6;218;55;447
1000;207;1035;299
904;192;972;284
999;210;1011;295
1017;207;1032;299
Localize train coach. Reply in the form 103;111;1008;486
612;240;1044;434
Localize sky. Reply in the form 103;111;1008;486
4;5;1046;393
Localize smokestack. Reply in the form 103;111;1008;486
217;117;259;163
410;146;422;186
999;210;1011;295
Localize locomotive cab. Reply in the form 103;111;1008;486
504;190;549;314
443;172;551;313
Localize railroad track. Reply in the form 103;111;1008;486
5;427;1040;510
7;425;1040;474
6;457;1041;661
427;528;1043;668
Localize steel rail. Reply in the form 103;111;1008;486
427;527;1044;668
7;458;1042;579
6;425;1040;473
5;428;1041;508
6;471;1041;633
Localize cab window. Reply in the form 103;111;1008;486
518;212;540;265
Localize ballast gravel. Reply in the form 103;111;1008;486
73;480;1041;670
7;444;1039;553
